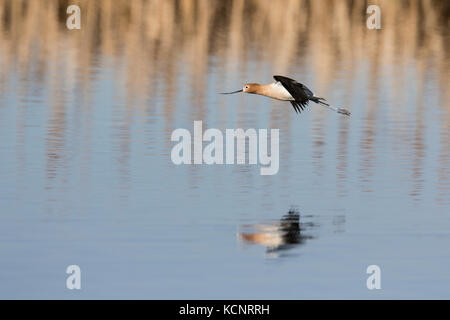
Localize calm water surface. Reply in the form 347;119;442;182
0;0;449;299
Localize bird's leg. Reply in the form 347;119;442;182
316;100;351;116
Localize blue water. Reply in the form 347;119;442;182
1;16;450;299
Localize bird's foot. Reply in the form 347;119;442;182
337;108;351;116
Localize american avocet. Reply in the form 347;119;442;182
221;75;351;116
237;209;311;256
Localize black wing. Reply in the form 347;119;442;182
273;75;314;114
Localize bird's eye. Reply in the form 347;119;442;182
245;86;249;89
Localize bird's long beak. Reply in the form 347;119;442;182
220;89;243;94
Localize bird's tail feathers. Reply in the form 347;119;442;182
310;96;351;116
310;96;326;103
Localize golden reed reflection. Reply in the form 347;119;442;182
0;0;449;203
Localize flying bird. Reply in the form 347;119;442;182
221;75;351;116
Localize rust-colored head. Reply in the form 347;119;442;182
243;83;260;93
220;83;261;95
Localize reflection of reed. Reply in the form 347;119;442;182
410;65;426;200
1;0;449;201
2;0;448;103
359;50;380;193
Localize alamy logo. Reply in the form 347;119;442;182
66;265;81;290
366;265;381;290
171;121;279;175
66;5;81;30
366;5;381;30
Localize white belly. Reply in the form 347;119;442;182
269;82;294;101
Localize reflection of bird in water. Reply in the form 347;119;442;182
238;208;314;257
222;75;351;116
